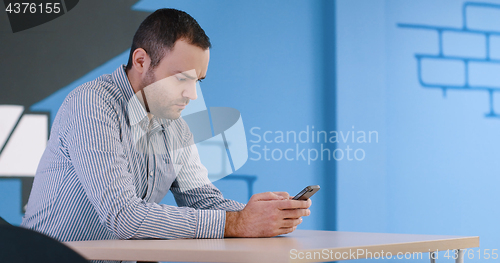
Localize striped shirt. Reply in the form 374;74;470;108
21;66;245;257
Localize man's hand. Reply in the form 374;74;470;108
224;192;311;238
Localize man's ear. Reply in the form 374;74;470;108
131;48;151;75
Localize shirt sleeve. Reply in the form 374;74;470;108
63;87;234;240
169;120;246;238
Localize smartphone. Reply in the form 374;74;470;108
292;185;320;200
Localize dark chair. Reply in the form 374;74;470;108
0;224;89;263
0;216;10;226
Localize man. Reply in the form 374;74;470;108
22;8;310;247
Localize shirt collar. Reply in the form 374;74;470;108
111;65;135;102
127;95;149;126
110;65;146;127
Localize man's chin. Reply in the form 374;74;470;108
154;111;182;120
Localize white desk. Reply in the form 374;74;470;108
65;230;479;263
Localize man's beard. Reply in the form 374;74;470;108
139;68;156;114
139;68;187;120
141;68;156;93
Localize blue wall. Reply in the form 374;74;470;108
337;0;500;262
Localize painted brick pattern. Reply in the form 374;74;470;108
399;2;500;118
442;31;485;58
421;58;465;86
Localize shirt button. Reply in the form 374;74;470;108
149;171;153;176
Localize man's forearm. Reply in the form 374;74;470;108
224;211;241;237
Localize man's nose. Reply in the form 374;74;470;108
182;81;197;101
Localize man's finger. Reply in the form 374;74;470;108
281;208;310;219
277;199;311;210
281;218;302;228
273;192;290;199
277;226;297;235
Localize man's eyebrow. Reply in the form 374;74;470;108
177;71;206;81
179;72;196;79
180;72;197;80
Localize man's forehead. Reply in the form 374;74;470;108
157;40;209;79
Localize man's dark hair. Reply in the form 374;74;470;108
126;8;211;71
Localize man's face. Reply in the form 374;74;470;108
140;39;210;120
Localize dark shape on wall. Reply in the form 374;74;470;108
3;0;76;33
0;0;149;108
0;0;150;214
65;0;78;12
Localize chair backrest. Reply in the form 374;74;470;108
0;216;10;226
0;225;89;263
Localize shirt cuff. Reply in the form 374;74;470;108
194;210;226;239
